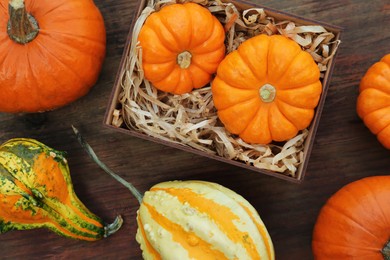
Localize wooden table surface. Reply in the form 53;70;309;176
1;0;389;259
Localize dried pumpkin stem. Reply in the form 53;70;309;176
7;0;39;44
259;84;276;103
72;126;143;204
383;240;390;260
177;51;192;69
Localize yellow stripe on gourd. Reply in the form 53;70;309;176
32;153;103;229
142;202;229;260
239;203;274;260
151;187;261;259
0;151;35;189
140;188;248;259
0;150;102;238
45;221;101;241
137;216;163;260
194;181;274;260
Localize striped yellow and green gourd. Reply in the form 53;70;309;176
0;138;122;240
136;181;274;260
74;126;275;259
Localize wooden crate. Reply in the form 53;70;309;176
104;0;342;183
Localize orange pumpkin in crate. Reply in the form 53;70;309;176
212;34;322;144
312;176;390;259
138;3;226;94
0;0;106;113
357;54;390;149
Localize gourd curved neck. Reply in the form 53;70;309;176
72;126;144;204
7;0;39;44
383;240;390;260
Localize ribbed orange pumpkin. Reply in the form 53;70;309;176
212;34;322;144
312;176;390;259
138;3;226;94
0;0;106;113
356;54;390;149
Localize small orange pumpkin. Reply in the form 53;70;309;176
356;54;390;149
0;0;106;113
138;3;226;94
312;176;390;259
212;34;322;144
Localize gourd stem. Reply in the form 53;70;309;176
72;126;143;204
104;216;124;238
383;240;390;260
8;0;39;44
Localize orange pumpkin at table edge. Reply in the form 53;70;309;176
212;34;322;145
138;2;226;95
0;0;106;113
312;175;390;259
356;54;390;149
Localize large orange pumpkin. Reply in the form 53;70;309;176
212;34;322;144
356;54;390;149
0;0;106;113
138;3;226;94
312;176;390;259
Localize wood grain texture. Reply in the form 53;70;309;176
0;0;389;259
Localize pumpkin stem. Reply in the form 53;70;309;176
177;51;192;69
382;240;390;260
72;126;143;204
7;0;39;44
259;84;276;103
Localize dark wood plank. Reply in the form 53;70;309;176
0;0;389;259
